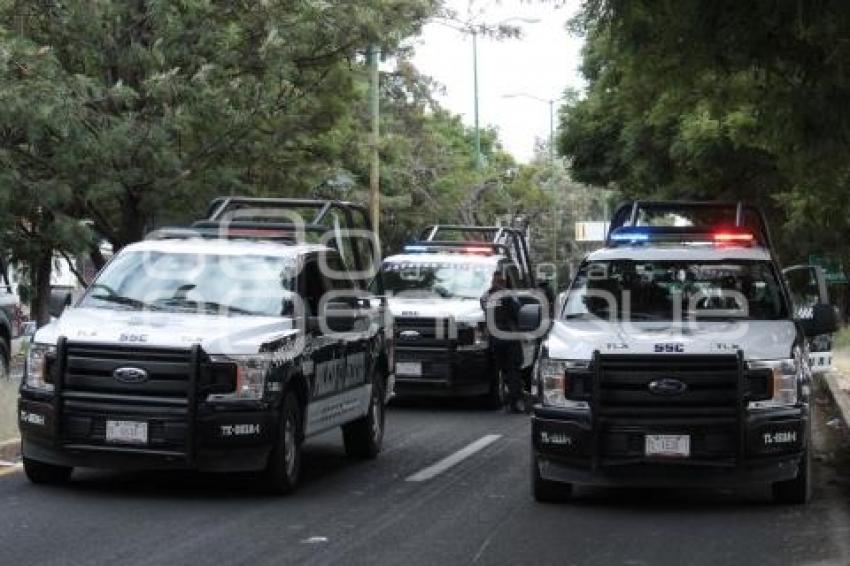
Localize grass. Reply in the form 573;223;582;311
834;326;850;352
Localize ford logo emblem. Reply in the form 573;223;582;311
399;330;421;340
113;367;149;384
648;378;688;396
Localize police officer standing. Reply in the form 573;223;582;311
481;271;523;413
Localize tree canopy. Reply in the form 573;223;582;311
558;0;850;265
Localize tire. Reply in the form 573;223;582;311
484;368;506;409
772;448;811;505
0;338;9;380
531;450;572;503
343;375;385;459
23;457;72;486
263;391;303;495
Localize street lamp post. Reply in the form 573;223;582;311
502;92;558;163
434;17;540;169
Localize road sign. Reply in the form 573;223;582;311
808;255;848;284
575;221;609;242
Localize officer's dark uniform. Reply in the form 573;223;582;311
482;275;523;412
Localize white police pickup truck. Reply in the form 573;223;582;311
527;201;838;504
18;198;391;494
377;225;540;405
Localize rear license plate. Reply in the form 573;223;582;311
396;362;422;377
645;434;690;458
106;420;148;445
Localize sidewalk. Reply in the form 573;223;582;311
826;349;850;428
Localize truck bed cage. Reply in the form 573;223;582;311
606;200;775;249
206;197;368;227
150;196;381;291
417;224;535;285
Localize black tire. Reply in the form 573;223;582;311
484;368;506;409
772;448;811;505
343;375;385;459
0;338;10;380
531;450;572;503
263;391;303;495
23;457;72;486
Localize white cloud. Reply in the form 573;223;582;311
410;0;586;163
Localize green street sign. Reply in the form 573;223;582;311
808;254;848;284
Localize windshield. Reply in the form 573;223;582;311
380;260;493;299
80;251;297;317
563;260;787;321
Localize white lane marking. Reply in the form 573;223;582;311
406;434;502;482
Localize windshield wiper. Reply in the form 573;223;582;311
88;293;154;310
154;297;261;316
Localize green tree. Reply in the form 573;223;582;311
558;0;850;269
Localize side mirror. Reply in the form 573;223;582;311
48;289;72;318
799;303;838;337
518;303;542;332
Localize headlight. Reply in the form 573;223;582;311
748;358;800;409
457;321;488;350
25;343;56;392
207;356;268;402
537;358;589;409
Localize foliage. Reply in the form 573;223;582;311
558;0;850;266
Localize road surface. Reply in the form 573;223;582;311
0;396;848;566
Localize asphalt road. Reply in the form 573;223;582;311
0;395;849;566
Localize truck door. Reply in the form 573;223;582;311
783;265;833;374
300;255;347;435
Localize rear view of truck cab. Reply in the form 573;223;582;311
530;201;838;504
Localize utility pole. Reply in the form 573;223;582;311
548;99;555;164
367;45;381;246
472;29;481;170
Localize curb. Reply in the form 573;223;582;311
0;437;20;463
822;372;850;428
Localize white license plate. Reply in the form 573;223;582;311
645;434;690;458
106;420;148;445
396;362;422;377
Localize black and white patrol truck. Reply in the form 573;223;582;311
377;225;541;405
18;198;391;494
527;201;838;504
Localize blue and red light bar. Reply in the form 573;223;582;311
607;226;756;246
403;242;499;255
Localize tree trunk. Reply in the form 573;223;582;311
31;250;52;328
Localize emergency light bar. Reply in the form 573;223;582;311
607;226;756;246
403;241;506;256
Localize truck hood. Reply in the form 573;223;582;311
387;297;484;324
34;307;299;356
545;319;797;361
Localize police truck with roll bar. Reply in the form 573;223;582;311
524;201;838;504
376;224;541;405
18;197;391;494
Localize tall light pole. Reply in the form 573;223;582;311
367;44;380;245
502;92;558;163
434;17;540;169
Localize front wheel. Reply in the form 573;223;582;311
23;457;72;486
263;392;303;495
484;368;506;409
531;451;572;503
772;449;811;504
343;376;385;459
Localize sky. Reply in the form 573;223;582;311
410;0;586;163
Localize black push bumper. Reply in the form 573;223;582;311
531;405;807;488
18;340;279;473
19;395;277;472
394;346;492;397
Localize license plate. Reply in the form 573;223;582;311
645;434;690;458
105;420;148;445
396;362;422;377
